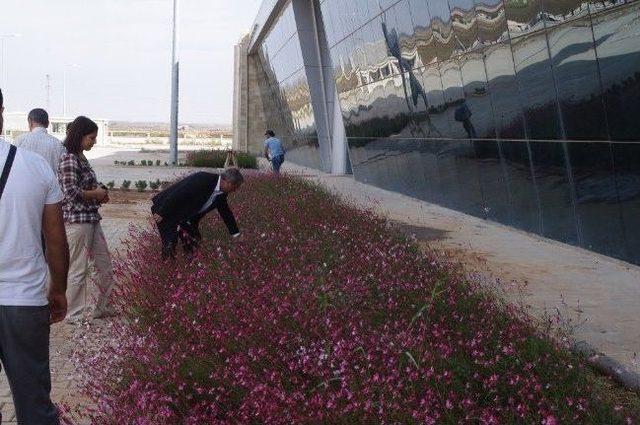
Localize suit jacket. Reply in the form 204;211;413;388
151;172;239;235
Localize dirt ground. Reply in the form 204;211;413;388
100;189;153;220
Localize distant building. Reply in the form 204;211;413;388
2;112;109;145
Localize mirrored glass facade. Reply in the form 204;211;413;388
256;2;321;169
242;0;640;265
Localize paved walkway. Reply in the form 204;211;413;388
273;159;640;374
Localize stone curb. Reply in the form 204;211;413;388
573;341;640;392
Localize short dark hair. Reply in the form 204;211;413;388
265;129;275;137
64;116;98;155
0;88;3;109
28;108;49;127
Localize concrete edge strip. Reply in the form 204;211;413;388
573;341;640;393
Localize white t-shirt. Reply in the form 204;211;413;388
0;139;64;306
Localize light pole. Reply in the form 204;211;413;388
63;63;79;117
0;34;21;90
169;0;180;165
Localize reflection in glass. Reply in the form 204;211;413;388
476;0;508;44
568;142;627;260
504;0;544;38
416;64;451;137
612;142;640;264
510;32;563;139
547;17;608;140
542;0;589;26
406;0;438;65
440;59;467;139
450;0;479;53
460;51;495;138
430;0;456;60
529;141;578;244
591;2;640;141
484;43;526;139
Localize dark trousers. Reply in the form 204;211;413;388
270;154;285;174
157;218;202;259
0;305;59;425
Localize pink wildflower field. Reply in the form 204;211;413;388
71;174;638;424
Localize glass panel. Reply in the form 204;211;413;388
436;139;485;216
547;17;609;140
476;0;508;44
542;0;589;27
439;59;467;139
568;142;627;259
510;32;563;139
611;142;640;264
460;51;496;139
416;64;452;138
346;74;390;138
380;73;414;137
505;0;544;38
430;0;456;60
501;139;542;233
407;0;438;65
591;2;640;141
529;140;579;244
450;0;479;53
417;139;443;203
484;43;526;139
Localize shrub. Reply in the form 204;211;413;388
121;180;131;191
237;152;258;169
72;175;640;424
160;180;171;190
134;180;148;192
106;181;115;190
185;150;258;169
155;160;161;166
141;160;147;166
185;150;226;168
127;160;135;166
164;162;169;167
149;179;160;191
148;159;154;166
113;160;119;166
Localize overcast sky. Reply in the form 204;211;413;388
0;0;261;124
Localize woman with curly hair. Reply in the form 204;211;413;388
58;116;115;321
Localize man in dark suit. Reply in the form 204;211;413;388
151;168;243;259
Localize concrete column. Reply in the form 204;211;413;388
232;35;250;152
291;0;349;174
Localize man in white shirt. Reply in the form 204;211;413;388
0;89;69;424
15;108;65;174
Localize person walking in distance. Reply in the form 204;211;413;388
14;108;65;174
0;88;69;424
263;129;285;175
58;116;116;321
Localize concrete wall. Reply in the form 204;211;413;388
233;36;271;156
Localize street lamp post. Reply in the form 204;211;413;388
0;34;21;90
169;0;180;165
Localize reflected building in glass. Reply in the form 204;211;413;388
234;0;640;265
